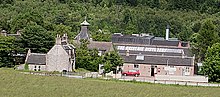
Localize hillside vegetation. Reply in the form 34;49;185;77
1;69;220;97
1;0;220;41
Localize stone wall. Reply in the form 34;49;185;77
46;45;72;72
29;64;46;71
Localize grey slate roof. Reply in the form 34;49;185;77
88;41;113;52
122;55;193;66
26;53;46;65
118;50;183;56
75;26;90;40
151;39;180;46
112;34;154;45
111;34;186;47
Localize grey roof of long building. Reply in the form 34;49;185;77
151;39;180;46
118;50;183;56
121;55;193;66
26;53;46;65
112;34;153;45
88;41;113;52
111;34;185;47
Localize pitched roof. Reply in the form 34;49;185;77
75;26;90;40
118;50;183;56
111;34;189;47
81;20;90;26
88;41;113;52
26;53;46;65
151;39;180;46
121;55;193;66
112;34;153;45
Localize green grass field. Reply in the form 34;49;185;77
1;68;220;97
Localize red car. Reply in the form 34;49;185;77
122;70;140;77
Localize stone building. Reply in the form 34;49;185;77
24;34;75;72
46;34;75;72
112;26;195;76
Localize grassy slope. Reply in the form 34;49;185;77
0;69;220;97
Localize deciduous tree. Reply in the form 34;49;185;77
201;43;220;82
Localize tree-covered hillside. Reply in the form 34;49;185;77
1;0;220;42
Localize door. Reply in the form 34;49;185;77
151;67;155;76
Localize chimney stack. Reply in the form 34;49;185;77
166;24;170;40
1;30;7;36
55;34;61;45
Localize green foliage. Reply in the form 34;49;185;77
0;0;220;42
103;61;112;73
190;20;219;62
24;64;29;70
0;35;15;67
103;51;123;69
75;39;123;72
201;43;220;82
75;39;102;72
21;24;54;53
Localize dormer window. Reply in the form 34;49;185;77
136;54;144;61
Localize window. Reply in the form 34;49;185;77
185;67;189;72
136;55;144;60
184;67;190;75
34;66;37;71
134;64;139;68
38;66;41;71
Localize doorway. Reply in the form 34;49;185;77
151;67;155;76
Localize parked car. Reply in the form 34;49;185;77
122;70;140;77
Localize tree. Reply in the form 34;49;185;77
0;35;15;67
201;43;220;82
75;39;102;72
103;51;123;73
103;60;112;73
21;24;54;53
190;20;219;62
0;0;15;5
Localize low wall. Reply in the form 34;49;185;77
155;75;208;83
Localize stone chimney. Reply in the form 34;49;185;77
61;33;68;45
1;30;7;36
16;30;21;35
55;34;61;45
166;25;170;40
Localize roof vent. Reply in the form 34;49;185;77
140;33;150;37
136;53;144;60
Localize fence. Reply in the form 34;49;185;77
26;71;220;87
119;76;220;87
